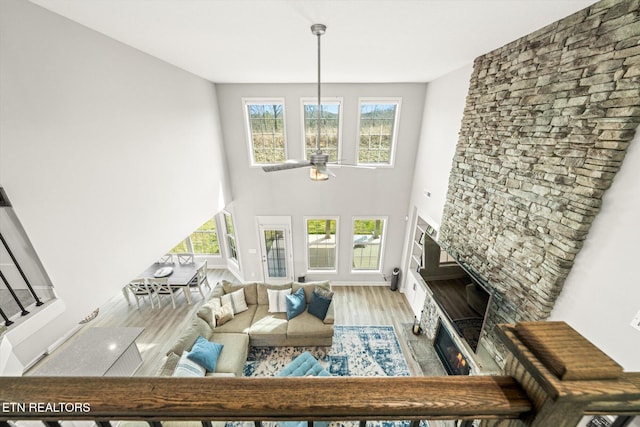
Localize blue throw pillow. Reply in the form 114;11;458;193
286;287;306;320
308;290;332;321
187;336;223;372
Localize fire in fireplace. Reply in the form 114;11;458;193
434;320;470;375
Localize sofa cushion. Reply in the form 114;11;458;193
212;304;256;334
222;280;258;305
257;283;293;305
286;287;306;320
267;288;291;313
287;311;334;338
166;317;213;356
221;288;249;314
209;332;249;377
250;305;288;341
187;336;224;372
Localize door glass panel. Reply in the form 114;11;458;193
264;229;286;278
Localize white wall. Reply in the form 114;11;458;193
409;64;473;230
407;63;640;372
550;130;640;371
0;0;230;370
400;65;472;294
216;83;426;283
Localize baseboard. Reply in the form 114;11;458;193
331;281;390;287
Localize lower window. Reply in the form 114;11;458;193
306;218;338;272
351;217;386;272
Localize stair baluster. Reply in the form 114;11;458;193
0;270;29;317
0;232;44;306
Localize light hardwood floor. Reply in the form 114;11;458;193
30;270;424;377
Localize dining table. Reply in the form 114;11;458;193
124;261;202;306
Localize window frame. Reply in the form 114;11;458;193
189;218;222;256
355;97;402;167
223;211;240;266
304;216;340;274
350;216;388;274
242;97;288;167
169;218;222;257
300;97;343;163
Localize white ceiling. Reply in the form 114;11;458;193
29;0;597;84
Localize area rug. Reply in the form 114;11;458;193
244;325;410;377
233;325;428;427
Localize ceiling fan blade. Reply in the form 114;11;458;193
262;160;311;172
316;164;336;177
328;162;376;170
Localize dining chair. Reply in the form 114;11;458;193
157;253;174;264
176;252;195;265
188;261;209;300
127;278;155;309
149;277;180;309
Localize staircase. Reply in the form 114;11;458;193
0;190;51;328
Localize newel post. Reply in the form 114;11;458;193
480;321;640;427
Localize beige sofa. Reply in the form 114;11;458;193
158;280;335;377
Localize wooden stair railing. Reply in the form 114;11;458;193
0;322;639;427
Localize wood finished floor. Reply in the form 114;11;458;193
30;270;424;377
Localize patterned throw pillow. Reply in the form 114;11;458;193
267;288;292;313
172;351;205;377
214;302;234;326
221;288;248;314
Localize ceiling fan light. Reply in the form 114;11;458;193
309;167;329;181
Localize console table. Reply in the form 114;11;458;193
32;327;144;376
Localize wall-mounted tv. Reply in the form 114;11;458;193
419;234;492;353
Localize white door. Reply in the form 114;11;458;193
257;217;293;283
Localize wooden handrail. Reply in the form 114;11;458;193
0;376;531;422
3;322;639;426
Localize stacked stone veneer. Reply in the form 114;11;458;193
437;0;640;366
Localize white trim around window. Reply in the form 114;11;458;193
242;97;287;167
222;210;240;272
356;97;401;167
350;216;388;274
304;216;339;274
300;97;343;163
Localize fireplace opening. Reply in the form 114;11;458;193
434;320;470;375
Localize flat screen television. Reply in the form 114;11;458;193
419;235;492;353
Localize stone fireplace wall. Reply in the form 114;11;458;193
437;0;640;365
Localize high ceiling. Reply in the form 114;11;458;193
29;0;597;84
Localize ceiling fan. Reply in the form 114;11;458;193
262;24;373;181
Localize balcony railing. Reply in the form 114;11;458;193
1;322;639;427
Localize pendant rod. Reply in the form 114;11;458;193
311;24;326;155
316;27;321;154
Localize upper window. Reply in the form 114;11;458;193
243;98;286;165
352;217;387;272
302;99;342;162
357;98;401;166
306;218;338;272
169;218;221;256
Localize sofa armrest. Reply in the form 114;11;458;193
323;299;335;324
